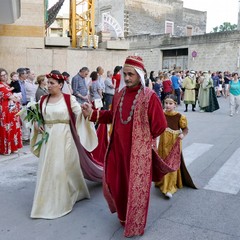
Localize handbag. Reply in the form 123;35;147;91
94;98;103;109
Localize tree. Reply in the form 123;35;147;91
211;22;237;33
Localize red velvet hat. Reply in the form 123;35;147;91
124;56;145;72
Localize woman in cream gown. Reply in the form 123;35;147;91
30;72;98;219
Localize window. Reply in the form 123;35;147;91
165;21;174;35
186;26;193;36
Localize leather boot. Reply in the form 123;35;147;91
192;104;196;112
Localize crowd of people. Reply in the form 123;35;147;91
1;59;240;237
149;69;240;115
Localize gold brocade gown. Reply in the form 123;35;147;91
155;111;188;195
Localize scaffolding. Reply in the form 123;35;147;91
69;0;98;48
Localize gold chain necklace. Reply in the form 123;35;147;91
119;86;143;124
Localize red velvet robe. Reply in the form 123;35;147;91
90;84;167;237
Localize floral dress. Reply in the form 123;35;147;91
0;83;22;154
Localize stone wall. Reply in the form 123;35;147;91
1;30;240;77
95;0;206;38
126;31;240;72
124;0;206;37
0;40;129;78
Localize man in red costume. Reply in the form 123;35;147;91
82;56;167;237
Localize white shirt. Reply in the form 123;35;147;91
25;79;37;101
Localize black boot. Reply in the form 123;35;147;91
184;104;188;112
192;104;196;112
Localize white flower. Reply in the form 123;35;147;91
27;101;37;109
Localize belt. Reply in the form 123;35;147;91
45;120;70;124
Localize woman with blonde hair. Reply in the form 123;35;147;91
35;74;48;102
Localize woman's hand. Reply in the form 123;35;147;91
34;122;45;133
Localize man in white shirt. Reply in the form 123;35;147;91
104;70;115;110
97;66;105;107
25;69;37;102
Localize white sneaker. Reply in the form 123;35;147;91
165;192;172;198
230;113;233;117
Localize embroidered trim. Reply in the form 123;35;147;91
165;127;181;135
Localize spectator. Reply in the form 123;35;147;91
171;71;181;105
229;72;240;117
35;75;48;102
62;71;73;95
0;68;22;155
96;66;105;105
17;67;30;144
89;71;103;109
72;67;90;104
112;66;122;92
104;70;115;110
25;69;37;102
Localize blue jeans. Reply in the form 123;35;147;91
104;93;114;110
174;88;181;105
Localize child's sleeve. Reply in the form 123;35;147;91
180;115;188;135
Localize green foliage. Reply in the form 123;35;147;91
211;22;237;33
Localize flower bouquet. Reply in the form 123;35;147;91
17;101;49;154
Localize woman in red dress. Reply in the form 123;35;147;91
112;66;122;92
0;68;22;155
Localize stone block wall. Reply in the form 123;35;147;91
126;31;240;73
125;0;206;37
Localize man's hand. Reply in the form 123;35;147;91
81;102;93;118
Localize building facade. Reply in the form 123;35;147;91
0;0;240;76
96;0;207;38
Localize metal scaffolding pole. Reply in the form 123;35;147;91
69;0;97;48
